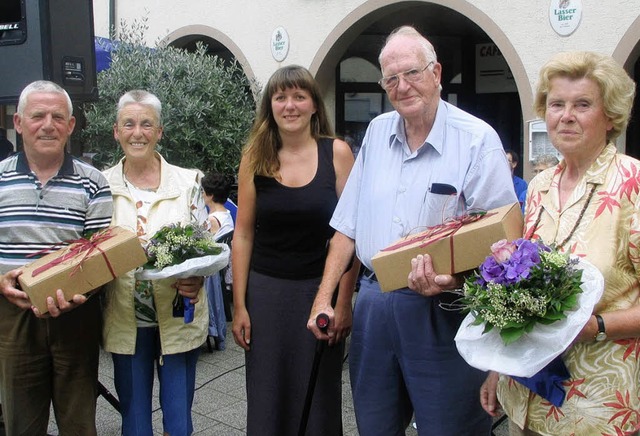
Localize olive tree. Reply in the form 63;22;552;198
82;19;256;177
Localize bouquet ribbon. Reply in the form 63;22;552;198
30;228;117;279
382;211;494;273
511;356;570;407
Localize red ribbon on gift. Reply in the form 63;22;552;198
31;228;118;279
381;211;496;273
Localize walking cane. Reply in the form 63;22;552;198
97;380;121;412
297;313;330;436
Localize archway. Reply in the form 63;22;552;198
311;0;530;177
163;25;258;95
614;14;640;158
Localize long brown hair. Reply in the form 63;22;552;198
243;65;334;177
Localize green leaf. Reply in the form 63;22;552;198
83;16;256;181
500;327;525;345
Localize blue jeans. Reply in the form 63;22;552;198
112;327;200;436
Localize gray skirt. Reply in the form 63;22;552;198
245;270;344;436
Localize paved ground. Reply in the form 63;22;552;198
41;324;508;435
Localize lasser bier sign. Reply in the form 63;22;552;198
549;0;582;36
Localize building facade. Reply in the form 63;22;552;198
93;0;640;177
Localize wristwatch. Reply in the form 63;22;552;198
594;314;607;342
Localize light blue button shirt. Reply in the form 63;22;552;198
331;99;517;269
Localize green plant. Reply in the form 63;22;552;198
143;223;222;271
82;18;256;177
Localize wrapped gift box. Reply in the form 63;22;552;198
18;226;147;314
371;202;523;292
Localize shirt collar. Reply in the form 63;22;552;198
16;151;74;176
388;99;446;155
539;142;616;192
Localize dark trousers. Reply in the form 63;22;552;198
349;277;492;436
0;297;101;436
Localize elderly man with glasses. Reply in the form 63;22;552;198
308;26;516;435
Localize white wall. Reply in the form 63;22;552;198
92;0;640;129
92;0;640;87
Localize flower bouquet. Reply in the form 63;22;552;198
453;238;603;377
135;223;230;323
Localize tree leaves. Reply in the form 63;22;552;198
82;18;256;181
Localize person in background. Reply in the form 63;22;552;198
531;153;560;176
520;154;561;212
480;51;640;436
232;65;360;436
506;149;528;210
0;128;14;160
0;80;113;435
201;172;235;350
308;26;516;435
102;89;208;436
202;172;235;240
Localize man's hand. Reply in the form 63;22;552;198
407;254;462;296
307;300;334;342
174;276;204;305
0;269;31;310
331;302;352;346
32;289;88;318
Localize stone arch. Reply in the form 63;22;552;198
311;0;533;122
161;25;258;93
613;14;640;156
310;0;533;168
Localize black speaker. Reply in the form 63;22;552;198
0;0;98;104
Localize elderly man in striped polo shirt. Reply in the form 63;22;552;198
0;81;113;436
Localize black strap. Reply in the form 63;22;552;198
362;267;377;282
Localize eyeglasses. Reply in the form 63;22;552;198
378;61;434;90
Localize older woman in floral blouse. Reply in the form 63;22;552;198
481;51;640;435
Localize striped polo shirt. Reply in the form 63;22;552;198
0;152;113;273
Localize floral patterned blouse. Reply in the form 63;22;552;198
497;144;640;435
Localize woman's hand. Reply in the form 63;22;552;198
174;276;204;305
480;371;502;417
232;307;251;351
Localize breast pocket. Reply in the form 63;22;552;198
418;183;459;227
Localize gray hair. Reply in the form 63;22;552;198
17;80;73;117
532;154;560;167
378;26;438;67
117;90;162;125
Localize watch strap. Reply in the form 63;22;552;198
595;314;606;338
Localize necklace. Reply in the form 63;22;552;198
527;183;597;249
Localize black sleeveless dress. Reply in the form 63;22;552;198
245;137;344;436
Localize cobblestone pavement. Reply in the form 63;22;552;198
43;324;508;435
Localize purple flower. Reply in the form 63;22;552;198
461;237;583;346
478;257;503;285
477;238;545;286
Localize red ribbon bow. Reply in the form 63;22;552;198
31;228;117;279
382;211;494;273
